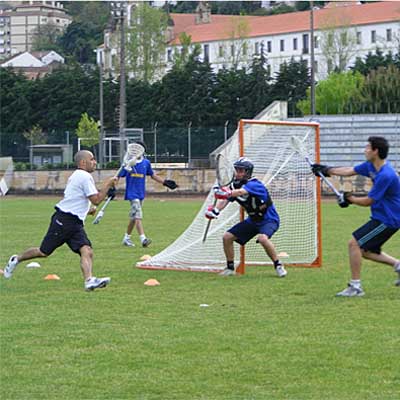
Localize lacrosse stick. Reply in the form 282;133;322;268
290;136;344;200
93;143;145;225
202;153;235;242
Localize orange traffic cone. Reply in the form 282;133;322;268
44;274;60;280
144;279;160;286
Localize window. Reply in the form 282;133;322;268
255;42;259;54
327;59;333;73
280;39;284;52
313;60;318;74
204;44;209;62
371;30;376;43
302;34;309;54
293;37;298;50
314;36;319;49
356;32;362;45
267;64;271;77
231;44;235;57
218;45;224;58
267;40;272;53
387;29;392;42
242;42;247;56
167;49;172;62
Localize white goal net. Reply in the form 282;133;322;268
137;120;321;273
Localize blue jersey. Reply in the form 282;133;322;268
230;178;280;226
119;158;154;201
354;161;400;228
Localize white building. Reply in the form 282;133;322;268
0;1;71;58
100;1;400;81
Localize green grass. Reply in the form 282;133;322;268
0;197;399;400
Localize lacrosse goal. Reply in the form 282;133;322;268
137;119;321;274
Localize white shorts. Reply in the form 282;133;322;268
129;199;143;220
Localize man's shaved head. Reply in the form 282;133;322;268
74;150;93;166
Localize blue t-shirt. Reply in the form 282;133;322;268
118;158;154;201
231;178;280;226
354;161;400;228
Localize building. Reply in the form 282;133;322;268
0;1;71;59
99;1;400;81
1;50;64;79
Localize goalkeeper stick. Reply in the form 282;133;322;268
93;143;145;225
202;153;235;242
290;136;342;198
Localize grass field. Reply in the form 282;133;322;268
0;197;399;400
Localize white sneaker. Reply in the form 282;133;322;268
219;268;236;276
3;255;18;279
336;284;365;297
85;276;111;291
122;237;135;247
275;263;287;278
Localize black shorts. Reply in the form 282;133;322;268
228;219;279;246
353;219;398;254
39;209;92;256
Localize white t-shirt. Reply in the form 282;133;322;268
56;169;98;221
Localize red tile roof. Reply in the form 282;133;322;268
170;1;400;45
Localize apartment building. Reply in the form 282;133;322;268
0;1;71;59
100;1;399;81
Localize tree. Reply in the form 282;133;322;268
31;22;62;52
271;58;310;116
126;3;168;82
297;71;365;115
352;49;399;76
23;124;46;145
318;9;358;74
361;65;400;113
221;15;251;70
76;113;100;153
172;32;201;70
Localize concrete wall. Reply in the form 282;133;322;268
9;167;372;196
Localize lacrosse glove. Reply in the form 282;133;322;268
311;163;331;177
205;205;220;219
107;186;116;200
338;191;352;208
163;179;178;190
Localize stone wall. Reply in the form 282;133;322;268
9;168;372;195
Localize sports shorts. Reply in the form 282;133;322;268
40;209;91;255
353;218;398;254
228;219;279;246
129;199;143;220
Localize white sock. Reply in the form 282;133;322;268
394;261;400;271
139;234;146;242
124;233;131;239
350;279;361;288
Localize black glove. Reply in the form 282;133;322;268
163;179;178;190
311;163;331;177
337;191;351;208
107;186;116;200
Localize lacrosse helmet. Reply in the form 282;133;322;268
232;157;254;188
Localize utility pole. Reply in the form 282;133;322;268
99;51;104;168
111;1;127;162
310;1;316;116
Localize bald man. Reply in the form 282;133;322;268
3;150;117;291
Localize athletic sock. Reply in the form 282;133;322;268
350;279;361;289
227;261;235;271
139;234;146;243
273;260;282;268
394;261;400;271
124;233;131;240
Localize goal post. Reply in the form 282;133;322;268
137;119;322;273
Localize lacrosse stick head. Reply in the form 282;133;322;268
290;136;308;158
216;153;235;187
123;143;145;171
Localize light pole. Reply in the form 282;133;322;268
310;1;316;116
111;1;127;162
99;51;104;168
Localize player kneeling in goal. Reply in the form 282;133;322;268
205;157;287;277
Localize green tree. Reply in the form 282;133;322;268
271;58;310;116
31;22;62;52
23;124;46;145
297;71;365;115
361;65;400;113
126;3;168;82
172;32;201;70
76;112;100;150
351;49;399;76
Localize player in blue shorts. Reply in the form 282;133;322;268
205;157;287;277
312;136;400;297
